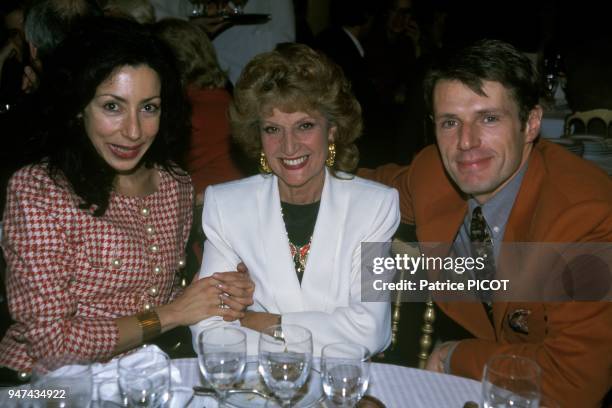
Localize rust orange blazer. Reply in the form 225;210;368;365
360;139;612;408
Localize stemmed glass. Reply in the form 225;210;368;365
123;377;155;407
321;343;370;407
187;1;243;19
258;324;313;407
482;354;541;408
118;346;171;408
96;378;124;407
543;72;558;100
197;326;247;406
188;0;206;18
30;355;93;408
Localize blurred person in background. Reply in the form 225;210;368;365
149;0;295;84
103;0;156;24
0;1;26;109
154;18;244;204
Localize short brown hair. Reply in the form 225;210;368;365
424;39;540;126
154;18;227;89
230;43;362;174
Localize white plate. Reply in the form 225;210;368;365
225;361;324;408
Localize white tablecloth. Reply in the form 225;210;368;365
0;358;482;408
174;358;482;408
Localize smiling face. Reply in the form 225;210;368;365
433;79;541;203
82;65;161;175
260;108;336;204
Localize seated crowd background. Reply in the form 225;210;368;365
0;1;610;407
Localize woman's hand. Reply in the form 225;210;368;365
157;263;255;329
155;277;236;329
212;266;255;320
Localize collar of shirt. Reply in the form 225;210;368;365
342;26;365;58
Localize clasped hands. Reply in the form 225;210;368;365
163;262;255;327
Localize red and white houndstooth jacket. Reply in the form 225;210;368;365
0;164;193;372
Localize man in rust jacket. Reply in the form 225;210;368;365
360;39;612;407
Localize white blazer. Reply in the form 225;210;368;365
190;169;400;356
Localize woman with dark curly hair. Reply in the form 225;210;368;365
191;43;399;356
0;17;253;381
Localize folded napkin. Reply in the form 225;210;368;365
92;345;182;402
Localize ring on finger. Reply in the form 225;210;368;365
218;294;229;309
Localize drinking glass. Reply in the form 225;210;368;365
482;354;541;408
188;1;243;19
96;378;123;408
258;324;313;407
321;343;370;407
543;73;558;100
124;377;155;407
197;326;247;406
118;346;171;408
31;355;93;408
187;0;206;17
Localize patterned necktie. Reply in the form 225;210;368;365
470;207;495;312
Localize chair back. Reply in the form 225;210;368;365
389;238;436;368
564;109;612;138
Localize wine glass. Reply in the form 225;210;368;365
30;355;93;408
124;376;155;407
543;72;559;101
258;324;313;407
188;0;206;18
482;354;541;408
96;378;124;407
118;346;171;408
221;1;244;18
321;343;370;407
197;326;247;406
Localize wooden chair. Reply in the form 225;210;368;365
388;237;436;368
564;109;612;138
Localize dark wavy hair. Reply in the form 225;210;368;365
36;17;190;215
424;39;540;127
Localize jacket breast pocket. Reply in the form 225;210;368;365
87;237;146;270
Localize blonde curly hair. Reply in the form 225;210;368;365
229;43;362;174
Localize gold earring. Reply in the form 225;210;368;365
326;143;336;167
259;151;272;173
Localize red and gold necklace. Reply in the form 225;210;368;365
288;237;312;276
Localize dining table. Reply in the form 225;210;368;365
172;357;482;408
0;357;482;408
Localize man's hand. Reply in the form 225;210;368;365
240;311;280;332
425;341;458;373
189;1;234;38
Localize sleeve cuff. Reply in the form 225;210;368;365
443;341;460;374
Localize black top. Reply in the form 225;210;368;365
280;200;320;247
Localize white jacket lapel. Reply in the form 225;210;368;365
301;169;347;309
257;174;304;312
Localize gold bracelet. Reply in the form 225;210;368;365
137;310;161;343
